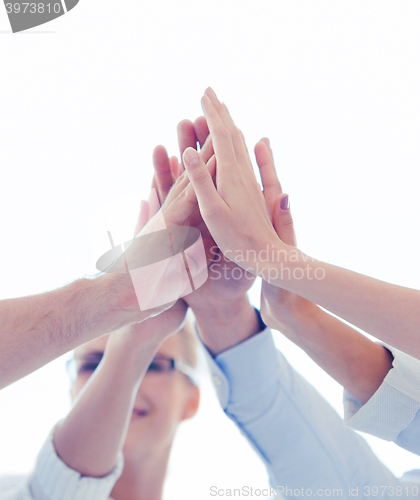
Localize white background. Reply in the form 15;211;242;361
1;1;420;498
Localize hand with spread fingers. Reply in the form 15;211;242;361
152;118;256;305
182;88;288;279
151;117;261;355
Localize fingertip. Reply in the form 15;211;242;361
177;119;194;135
183;147;200;167
205;87;217;99
194;116;209;146
194;115;207;130
153;144;168;158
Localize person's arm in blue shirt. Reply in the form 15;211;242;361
200;320;420;495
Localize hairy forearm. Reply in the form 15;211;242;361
54;328;162;477
0;274;147;389
272;304;394;404
263;246;420;359
192;295;263;356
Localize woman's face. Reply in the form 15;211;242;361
69;334;200;461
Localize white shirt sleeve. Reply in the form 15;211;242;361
344;344;420;456
203;327;420;497
0;424;124;500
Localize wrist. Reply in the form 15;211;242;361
270;302;325;347
96;273;151;332
109;322;169;353
257;245;315;289
104;329;163;385
193;295;264;356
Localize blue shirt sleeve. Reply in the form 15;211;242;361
203;328;420;496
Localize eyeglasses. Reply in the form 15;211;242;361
66;352;198;386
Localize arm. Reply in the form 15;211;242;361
150;116;261;355
53;314;181;477
343;344;420;456
151;113;418;493
53;183;190;478
0;273;136;390
204;326;420;495
0;168;197;390
255;137;394;404
182;87;420;359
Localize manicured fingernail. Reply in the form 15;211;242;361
280;195;290;210
183;148;199;166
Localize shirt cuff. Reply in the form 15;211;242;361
29;423;124;500
201;326;279;411
344;344;420;441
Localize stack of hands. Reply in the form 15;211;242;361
3;88;420;500
105;87;400;407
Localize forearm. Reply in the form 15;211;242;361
192;295;263;356
265;247;420;359
210;330;403;493
272;304;394;404
54;327;162;477
0;274;148;390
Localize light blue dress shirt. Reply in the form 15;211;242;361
204;327;420;498
2;330;420;499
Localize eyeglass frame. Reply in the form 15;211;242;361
65;352;199;386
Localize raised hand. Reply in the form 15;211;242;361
151;117;256;312
129;196;188;340
107;164;205;319
182;88;286;278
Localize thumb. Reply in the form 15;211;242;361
272;194;297;247
182;147;224;219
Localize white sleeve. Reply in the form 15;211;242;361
4;423;125;500
344;344;420;455
0;475;33;499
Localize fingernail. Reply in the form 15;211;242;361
280;195;289;210
206;87;217;99
183;148;199;166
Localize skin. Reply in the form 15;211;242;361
0;152;199;390
54;176;200;500
152;117;262;356
54;324;199;500
153;110;393;403
182;87;420;362
28;107;395;500
256;138;394;404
